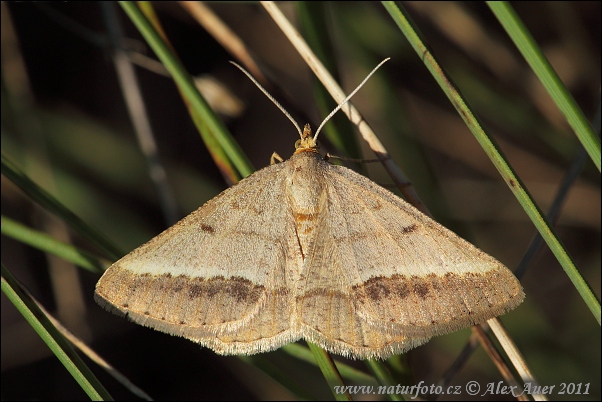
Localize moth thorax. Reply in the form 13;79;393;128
288;154;326;252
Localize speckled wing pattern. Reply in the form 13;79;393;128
95;160;304;355
296;160;524;359
96;146;524;360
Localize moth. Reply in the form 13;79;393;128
95;60;524;360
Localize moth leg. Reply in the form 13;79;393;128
271;152;284;165
324;152;391;164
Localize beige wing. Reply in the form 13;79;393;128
297;165;523;359
95;162;303;355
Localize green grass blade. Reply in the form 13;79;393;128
307;342;352;400
1;154;123;261
364;359;405;401
1;215;108;274
381;1;601;324
2;264;112;401
487;1;601;172
282;343;378;386
238;354;317;400
136;1;241;185
118;1;254;178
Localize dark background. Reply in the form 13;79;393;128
2;2;600;400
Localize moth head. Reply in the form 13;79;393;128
294;124;320;152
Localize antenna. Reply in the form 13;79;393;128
313;58;389;141
231;58;390;141
229;61;302;138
